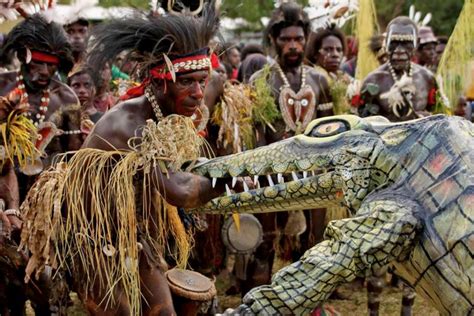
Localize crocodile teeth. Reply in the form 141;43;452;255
232;176;238;188
311;170;316;177
267;175;275;187
253;175;259;185
212;177;217;188
291;171;299;181
277;173;284;184
243;180;249;192
225;184;232;196
303;171;308;179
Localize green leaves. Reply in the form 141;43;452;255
363;83;380;96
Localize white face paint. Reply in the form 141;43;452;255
386;24;418;72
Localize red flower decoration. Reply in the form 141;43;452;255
210;53;220;69
351;94;364;108
428;88;437;106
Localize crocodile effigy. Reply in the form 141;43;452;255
189;114;473;315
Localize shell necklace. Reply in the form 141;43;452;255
145;85;164;121
15;73;50;127
275;64;316;133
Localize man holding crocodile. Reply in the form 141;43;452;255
19;4;230;314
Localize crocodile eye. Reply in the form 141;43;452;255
310;121;349;137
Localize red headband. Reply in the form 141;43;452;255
31;50;60;65
120;53;220;100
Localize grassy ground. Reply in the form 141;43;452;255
216;278;439;315
216;258;439;316
26;259;440;315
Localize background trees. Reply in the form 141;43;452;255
58;0;463;37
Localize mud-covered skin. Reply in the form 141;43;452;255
189;115;474;315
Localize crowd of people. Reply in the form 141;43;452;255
0;0;472;315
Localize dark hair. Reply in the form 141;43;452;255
240;43;265;61
437;36;448;45
87;2;219;78
386;16;418;37
369;34;385;53
67;65;95;87
1;13;74;74
223;42;240;55
264;2;310;47
65;18;90;28
305;26;347;65
222;61;234;79
237;53;268;83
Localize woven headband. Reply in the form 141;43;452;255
120;49;219;100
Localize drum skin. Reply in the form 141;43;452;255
221;214;263;254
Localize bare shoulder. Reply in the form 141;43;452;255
413;64;436;82
367;65;389;80
306;66;329;86
361;65;390;87
84;96;148;150
50;79;79;105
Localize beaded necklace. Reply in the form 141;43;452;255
144;85;164;121
15;73;50;127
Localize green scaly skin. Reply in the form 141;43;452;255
189;114;474;315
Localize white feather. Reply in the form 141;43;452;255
62;0;98;25
413;11;421;24
150;0;158;12
409;5;415;20
421;13;432;26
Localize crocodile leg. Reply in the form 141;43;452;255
227;197;422;315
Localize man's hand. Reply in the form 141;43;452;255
0;199;22;243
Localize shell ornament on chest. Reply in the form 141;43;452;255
276;65;316;133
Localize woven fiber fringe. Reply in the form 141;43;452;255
0;109;37;170
354;0;380;81
20;115;201;315
212;82;256;152
436;0;474;112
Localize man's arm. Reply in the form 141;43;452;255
308;69;333;117
0;162;22;236
85;107;226;209
56;82;82;150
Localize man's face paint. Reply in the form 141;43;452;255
386;24;416;72
275;26;306;68
163;70;209;117
22;60;58;90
